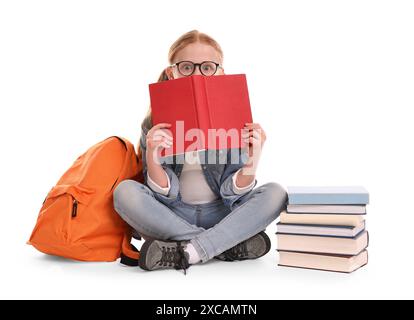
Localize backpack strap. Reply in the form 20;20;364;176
120;233;140;266
109;135;141;266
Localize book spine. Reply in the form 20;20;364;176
188;76;202;151
275;229;366;239
275;231;365;239
288;193;369;205
276;231;368;255
277;222;356;229
286;204;367;214
277;247;369;257
277;263;367;274
190;76;201;130
192;76;210;151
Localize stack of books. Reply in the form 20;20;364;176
277;186;369;273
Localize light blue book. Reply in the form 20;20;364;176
287;186;369;205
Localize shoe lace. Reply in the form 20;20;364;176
157;242;190;275
227;241;249;260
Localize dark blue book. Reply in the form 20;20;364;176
287;186;369;205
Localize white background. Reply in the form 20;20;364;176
1;0;413;299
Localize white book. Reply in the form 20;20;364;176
280;210;365;227
278;250;368;273
287;204;366;215
276;230;369;255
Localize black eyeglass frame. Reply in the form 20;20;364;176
169;60;223;76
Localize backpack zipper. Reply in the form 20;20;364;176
110;178;118;192
71;199;78;218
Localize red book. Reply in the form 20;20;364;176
149;74;253;157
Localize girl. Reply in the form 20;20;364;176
113;30;287;273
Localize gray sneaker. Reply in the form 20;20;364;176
138;239;191;274
214;231;271;261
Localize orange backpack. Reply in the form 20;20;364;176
27;136;144;265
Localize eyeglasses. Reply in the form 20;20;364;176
170;60;223;76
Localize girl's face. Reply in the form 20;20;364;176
166;42;225;80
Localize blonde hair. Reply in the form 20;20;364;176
140;29;224;133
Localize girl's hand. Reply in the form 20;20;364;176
146;123;173;152
241;122;266;170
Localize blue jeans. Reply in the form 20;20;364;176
113;180;287;262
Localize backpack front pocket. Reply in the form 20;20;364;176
30;185;95;243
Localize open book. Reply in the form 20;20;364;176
149;74;253;157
